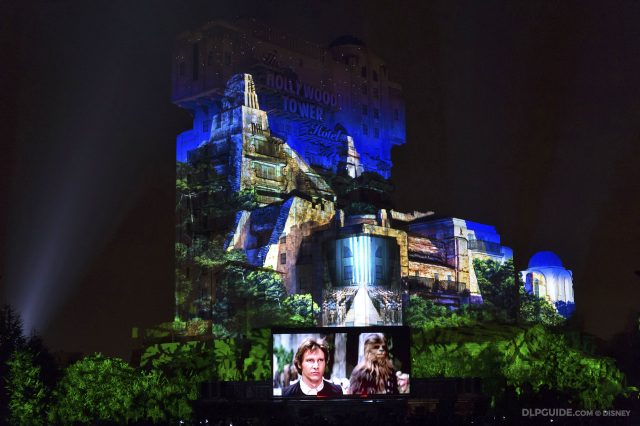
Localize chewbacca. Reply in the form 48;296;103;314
348;333;398;395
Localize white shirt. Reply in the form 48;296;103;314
299;378;325;395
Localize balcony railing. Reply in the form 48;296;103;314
467;239;502;255
254;142;280;157
406;277;467;294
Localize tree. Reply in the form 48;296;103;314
411;324;630;410
209;256;296;334
519;292;565;326
405;295;448;327
233;268;289;333
405;295;484;330
48;352;201;424
283;294;320;326
48;354;142;424
6;350;47;426
0;305;27;421
473;258;518;320
175;153;258;321
137;368;198;423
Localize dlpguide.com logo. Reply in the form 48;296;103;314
522;408;631;417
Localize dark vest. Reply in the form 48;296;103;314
282;380;343;397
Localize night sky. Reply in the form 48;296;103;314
2;0;640;360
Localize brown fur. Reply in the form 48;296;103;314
348;334;398;395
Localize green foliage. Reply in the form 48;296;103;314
211;323;232;339
519;292;565;326
406;295;450;327
405;295;491;330
472;258;566;326
214;264;291;334
0;306;26;359
49;353;200;424
473;258;518;320
274;345;294;374
411;324;628;409
175;236;247;320
501;326;625;409
48;354;141;424
282;293;320;326
242;329;272;380
140;341;214;383
234;187;259;211
7;351;47;426
176;158;257;230
174;268;191;308
212;339;242;381
136;368;197;423
1;305;27;420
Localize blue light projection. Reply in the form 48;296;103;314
521;251;576;319
175;70;403;180
464;220;502;243
347;235;374;286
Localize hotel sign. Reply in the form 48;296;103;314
265;72;340;122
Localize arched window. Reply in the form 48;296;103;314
375;246;383;258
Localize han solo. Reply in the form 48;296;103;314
282;338;343;397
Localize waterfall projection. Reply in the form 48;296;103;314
323;235;402;327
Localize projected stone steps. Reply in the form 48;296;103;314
344;286;381;326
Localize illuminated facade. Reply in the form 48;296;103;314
173;20;514;326
195;73;334;205
520;251;575;318
405;217;513;305
172;19;405;180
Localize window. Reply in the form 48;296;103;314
361;66;367;78
344;265;353;281
372;70;378;81
224;52;231;66
362;104;368;115
280;253;286;264
434;273;440;281
202;119;211;133
361;84;367;95
343;245;353;258
373;108;379;119
362;124;368;135
394;109;399;120
178;62;185;77
255;163;278;180
255;138;279;156
373;87;379;99
374;128;379;138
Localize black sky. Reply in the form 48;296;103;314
2;0;640;360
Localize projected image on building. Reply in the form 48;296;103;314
323;235;401;326
272;327;410;397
